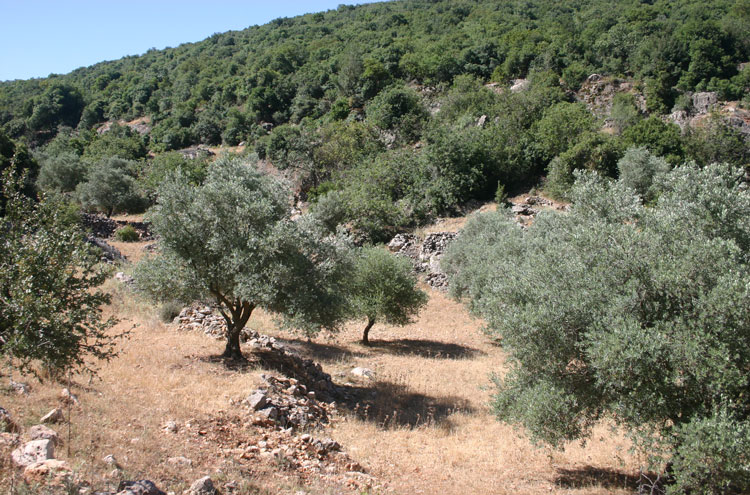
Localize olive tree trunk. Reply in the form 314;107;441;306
361;317;375;346
219;299;254;359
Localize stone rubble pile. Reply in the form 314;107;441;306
86;235;127;264
81;213;152;240
388;231;458;290
247;336;342;403
172;305;229;340
239;428;368;480
243;374;337;430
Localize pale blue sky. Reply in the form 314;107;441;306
0;1;389;81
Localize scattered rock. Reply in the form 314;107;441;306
0;406;18;432
23;459;72;485
60;388;80;406
576;75;646;119
41;408;64;424
350;367;374;380
117;480;166;495
0;432;20;447
246;391;268;411
9;380;29;395
510;78;530;93
103;454;120;467
387;233;420;258
86;235;127;263
82;214;152;241
178;147;215;160
11;439;55;467
476;114;487;127
167;456;192;467
185;476;216;495
28;425;59;446
162;420;179;434
115;272;135;286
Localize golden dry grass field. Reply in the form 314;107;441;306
1;212;645;495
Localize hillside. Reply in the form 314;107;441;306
1;1;750;494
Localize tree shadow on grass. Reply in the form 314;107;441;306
337;380;474;430
277;337;367;363
196;354;257;373
366;338;484;359
555;466;643;491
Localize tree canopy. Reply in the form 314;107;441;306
346;246;427;345
443;163;750;493
0;169;117;374
134;156;351;359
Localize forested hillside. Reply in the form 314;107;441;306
1;0;748;240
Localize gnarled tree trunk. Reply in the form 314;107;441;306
361;317;375;346
218;298;254;359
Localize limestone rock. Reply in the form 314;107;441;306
185;476;216;495
692;92;718;114
0;406;18;432
246;391;268;411
41;408;64;424
162;420;179;434
60;388;79;406
351;367;374;379
28;425;59;446
23;459;72;485
9;380;29;395
117;480;166;495
11;439;55;467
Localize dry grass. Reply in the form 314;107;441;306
1;238;642;494
271;289;642;495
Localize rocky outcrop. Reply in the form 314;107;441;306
576;74;646;120
178;147;215;160
388;232;458;290
692;92;718;114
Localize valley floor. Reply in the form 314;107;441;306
1;231;643;495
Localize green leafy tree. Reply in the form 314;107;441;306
444;164;750;494
36;151;87;193
347;247;427;345
0;170;117;373
616;146;670;202
76;157;142;217
135;157;351;359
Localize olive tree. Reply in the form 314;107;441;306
347;247;427;345
76;157;142;217
135;157;351;359
443;164;750;494
0;170;117;374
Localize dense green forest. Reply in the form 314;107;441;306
1;0;749;240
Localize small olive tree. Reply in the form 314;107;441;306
444;164;750;494
0;170;117;374
135;157;351;359
347;247;427;345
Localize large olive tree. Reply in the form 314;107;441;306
135;156;351;359
443;164;750;494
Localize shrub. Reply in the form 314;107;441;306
616;146;670;201
115;225;140;242
158;301;184;323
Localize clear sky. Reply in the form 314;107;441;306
0;0;389;82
